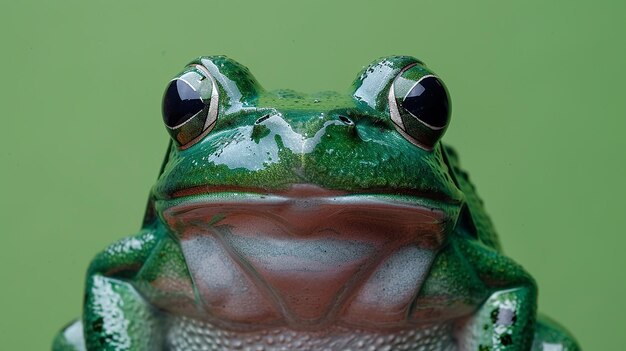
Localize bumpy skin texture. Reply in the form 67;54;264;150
53;56;579;351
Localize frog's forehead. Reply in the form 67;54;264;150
256;90;355;111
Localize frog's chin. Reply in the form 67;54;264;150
156;183;459;329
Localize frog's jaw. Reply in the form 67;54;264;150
159;185;457;330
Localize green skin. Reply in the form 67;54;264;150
53;56;579;351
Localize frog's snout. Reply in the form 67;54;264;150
248;112;360;152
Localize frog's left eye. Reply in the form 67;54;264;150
389;63;451;150
162;65;218;148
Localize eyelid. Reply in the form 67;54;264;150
193;65;220;133
193;64;211;79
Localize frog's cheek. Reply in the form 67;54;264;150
388;64;451;150
162;64;219;148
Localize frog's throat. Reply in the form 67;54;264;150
156;184;460;329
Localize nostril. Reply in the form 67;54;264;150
255;114;271;125
338;115;354;126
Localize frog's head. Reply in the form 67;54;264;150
153;55;461;202
148;56;472;327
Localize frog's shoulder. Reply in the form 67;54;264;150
442;144;501;250
86;224;163;277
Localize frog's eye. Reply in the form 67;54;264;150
389;63;451;150
162;65;218;148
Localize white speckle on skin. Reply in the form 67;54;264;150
92;276;131;349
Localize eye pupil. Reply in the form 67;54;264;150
162;79;206;128
401;76;449;129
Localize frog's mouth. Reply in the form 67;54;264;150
158;184;458;329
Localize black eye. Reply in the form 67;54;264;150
162;65;218;147
389;64;451;150
401;76;450;129
163;79;206;128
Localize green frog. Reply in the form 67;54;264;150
53;56;579;351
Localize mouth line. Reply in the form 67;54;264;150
162;183;461;206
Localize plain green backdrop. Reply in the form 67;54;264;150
1;0;624;349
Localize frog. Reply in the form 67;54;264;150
53;56;579;351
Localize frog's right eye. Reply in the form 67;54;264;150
162;65;218;148
388;63;451;150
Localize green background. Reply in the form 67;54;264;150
1;1;624;349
